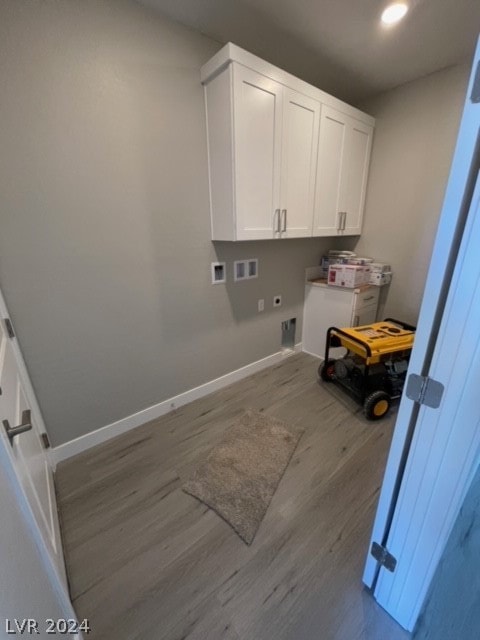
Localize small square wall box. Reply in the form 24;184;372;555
328;264;366;288
211;262;226;284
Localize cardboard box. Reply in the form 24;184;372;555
370;262;392;274
328;264;367;288
369;271;392;286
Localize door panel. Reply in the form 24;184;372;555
233;64;283;240
313;106;346;235
280;90;320;237
342;120;373;235
363;39;480;631
374;173;480;630
0;306;66;587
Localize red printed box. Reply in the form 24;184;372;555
328;264;367;288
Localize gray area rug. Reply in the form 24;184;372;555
183;410;304;544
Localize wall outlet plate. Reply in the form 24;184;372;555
273;295;282;307
258;299;265;312
234;259;259;281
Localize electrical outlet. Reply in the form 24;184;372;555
273;295;282;307
258;299;265;312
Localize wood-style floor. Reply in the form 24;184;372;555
56;353;410;640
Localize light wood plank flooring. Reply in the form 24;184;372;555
56;353;410;640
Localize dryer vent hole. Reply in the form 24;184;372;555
281;318;296;350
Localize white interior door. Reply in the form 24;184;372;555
373;169;480;630
279;89;320;237
233;63;283;240
0;290;67;589
363;37;480;631
0;422;81;637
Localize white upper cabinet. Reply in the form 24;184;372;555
313;106;373;236
279;89;320;238
233;66;283;240
202;43;374;241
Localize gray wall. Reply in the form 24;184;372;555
414;463;480;640
351;63;470;325
0;0;332;446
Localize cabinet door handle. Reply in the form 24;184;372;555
363;295;375;302
274;209;281;233
282;209;287;232
342;211;347;230
338;211;346;231
353;315;360;326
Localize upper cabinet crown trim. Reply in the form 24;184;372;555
201;42;375;128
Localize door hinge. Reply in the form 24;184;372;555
371;542;397;572
471;61;480;103
406;373;444;409
41;432;51;449
4;318;15;339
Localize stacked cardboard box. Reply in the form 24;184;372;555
369;262;392;286
328;264;370;288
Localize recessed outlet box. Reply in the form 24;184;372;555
247;259;258;278
234;258;259;281
273;295;282;307
234;260;247;281
211;262;226;284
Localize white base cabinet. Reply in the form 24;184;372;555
302;282;379;359
202;43;374;241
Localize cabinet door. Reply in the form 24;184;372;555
302;285;355;358
351;303;378;327
232;64;283;240
279;90;320;238
341;118;373;235
313;107;373;237
313;106;346;236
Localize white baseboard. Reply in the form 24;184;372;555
52;343;302;464
301;347;322;360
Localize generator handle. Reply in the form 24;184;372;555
384;318;417;331
325;326;372;362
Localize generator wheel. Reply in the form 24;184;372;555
364;390;391;420
319;359;336;382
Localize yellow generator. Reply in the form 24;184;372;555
319;318;416;420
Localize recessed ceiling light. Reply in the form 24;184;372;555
381;2;409;25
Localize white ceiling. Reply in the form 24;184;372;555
139;0;480;103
